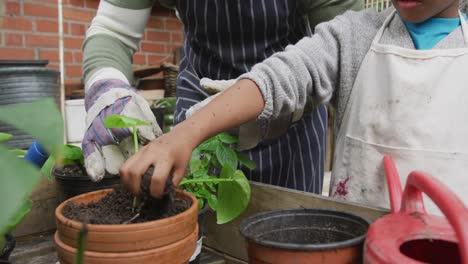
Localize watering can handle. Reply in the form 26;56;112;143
383;156;403;213
401;171;468;264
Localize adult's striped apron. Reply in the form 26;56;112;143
174;0;327;194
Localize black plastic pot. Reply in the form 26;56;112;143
54;165;121;203
240;208;370;264
0;234;16;263
188;204;210;264
0;60;59;149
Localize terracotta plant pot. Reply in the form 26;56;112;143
240;209;370;264
55;189;198;264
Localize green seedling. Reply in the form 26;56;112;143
41;144;84;180
0;132;29;158
180;133;254;224
104;114;151;210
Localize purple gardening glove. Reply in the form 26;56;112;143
83;79;162;181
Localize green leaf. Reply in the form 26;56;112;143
198;137;219;152
63;144;83;164
197;198;205;211
10;149;27;157
0;143;41;237
216;144;238;170
4;200;32;234
207;194;218;211
217;133;238;144
237;153;256;170
104;114;150;129
40;156;56;181
220;163;234;179
0;133;13;142
216;169;251;224
0;99;64;156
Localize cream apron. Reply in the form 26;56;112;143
330;10;468;213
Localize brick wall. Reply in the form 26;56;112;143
0;0;184;81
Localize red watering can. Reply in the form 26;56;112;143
364;156;468;264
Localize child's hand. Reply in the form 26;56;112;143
119;128;197;198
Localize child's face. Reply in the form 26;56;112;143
392;0;460;23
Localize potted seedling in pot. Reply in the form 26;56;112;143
40;144;121;202
181;133;254;263
54;114;198;264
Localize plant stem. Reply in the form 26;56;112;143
132;125;139;211
179;178;234;185
75;223;87;264
132;125;138;153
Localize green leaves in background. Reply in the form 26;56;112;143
0;99;64;244
182;133;253;224
215;144;237;171
0;133;13;142
104;114;150;129
0;99;63;155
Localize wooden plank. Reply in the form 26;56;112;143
203;181;388;262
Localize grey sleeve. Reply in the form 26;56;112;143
240;9;386;127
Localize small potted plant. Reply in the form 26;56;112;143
54;114;198;263
41;144;121;202
0;99;64;264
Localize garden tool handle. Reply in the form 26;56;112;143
401;171;468;264
383;156;403;213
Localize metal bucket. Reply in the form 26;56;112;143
240;208;370;264
0;62;59;149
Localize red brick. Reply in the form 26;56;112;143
166;19;183;31
36;19;58;33
64;36;84;49
151;7;172;17
0;48;35;60
47;63;60;71
84;0;99;9
147;55;172;65
26;34;58;48
66;65;82;77
141;42;165;53
6;33;23;46
63;7;95;23
1;17;33;31
133;54;146;65
73;51;82;63
70;23;85;35
67;0;85;7
145;31;170;42
171;32;183;43
64;51;74;63
147;17;165;30
41;0;59;4
24;3;57;18
38;49;73;63
6;2;21;15
39;49;59;63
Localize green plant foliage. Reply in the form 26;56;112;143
0;133;13;142
41;144;84;180
10;149;27;157
104;114;150;129
181;133;253;224
216;165;251;224
0;99;63;155
0;99;64;248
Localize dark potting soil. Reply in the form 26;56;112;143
54;165;87;178
62;166;191;224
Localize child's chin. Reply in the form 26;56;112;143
397;11;431;23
